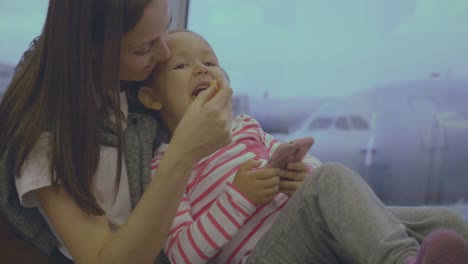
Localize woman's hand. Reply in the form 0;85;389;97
170;79;233;165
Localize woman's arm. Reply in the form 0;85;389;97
36;84;233;264
37;147;195;264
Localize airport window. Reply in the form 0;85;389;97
2;0;467;210
335;116;350;130
350;115;369;130
0;71;10;78
307;117;333;131
189;1;468;209
0;1;47;95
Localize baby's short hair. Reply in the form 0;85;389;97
168;28;198;36
221;67;230;83
170;29;230;83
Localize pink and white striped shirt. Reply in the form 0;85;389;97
151;115;321;264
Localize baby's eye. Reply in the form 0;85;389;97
204;62;217;67
174;64;188;69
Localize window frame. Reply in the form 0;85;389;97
173;0;190;29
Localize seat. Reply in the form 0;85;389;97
0;215;67;264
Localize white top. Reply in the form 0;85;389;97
15;92;131;259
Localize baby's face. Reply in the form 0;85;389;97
143;31;227;131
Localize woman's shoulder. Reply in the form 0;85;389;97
0;132;58;255
15;132;53;208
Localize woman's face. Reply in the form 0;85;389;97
120;0;171;81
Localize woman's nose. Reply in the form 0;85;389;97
152;36;170;60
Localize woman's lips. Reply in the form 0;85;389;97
143;65;154;72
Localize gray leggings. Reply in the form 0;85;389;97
246;163;468;264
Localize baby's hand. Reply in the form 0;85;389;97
233;160;280;205
279;162;310;197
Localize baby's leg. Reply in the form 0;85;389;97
247;162;418;264
389;206;468;242
405;229;468;264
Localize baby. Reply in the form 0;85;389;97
138;29;468;264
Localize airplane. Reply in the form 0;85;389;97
286;78;468;207
232;94;333;138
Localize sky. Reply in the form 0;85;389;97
0;0;48;65
189;0;468;98
1;0;468;98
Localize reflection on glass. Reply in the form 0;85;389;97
0;1;48;97
189;0;468;208
308;117;333;131
335;116;351;130
350;116;370;130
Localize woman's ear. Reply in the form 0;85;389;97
138;86;163;110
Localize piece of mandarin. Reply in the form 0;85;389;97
192;80;220;101
211;80;221;92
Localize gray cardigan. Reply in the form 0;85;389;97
0;112;171;263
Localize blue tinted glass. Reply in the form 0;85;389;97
189;1;468;208
0;1;47;97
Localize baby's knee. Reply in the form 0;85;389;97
434;208;468;240
314;162;358;180
304;162;360;190
437;208;467;227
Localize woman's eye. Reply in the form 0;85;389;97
134;42;154;55
135;46;151;56
174;64;188;69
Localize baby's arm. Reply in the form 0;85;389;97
165;186;256;264
302;154;322;173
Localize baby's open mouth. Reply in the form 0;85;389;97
192;85;210;97
191;80;219;100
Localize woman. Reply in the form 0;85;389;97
1;1;467;264
0;0;233;263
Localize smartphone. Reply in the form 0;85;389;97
265;137;315;169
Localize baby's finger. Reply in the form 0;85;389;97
261;175;280;189
262;184;280;197
279;170;307;182
286;162;309;172
279;180;301;191
254;168;281;180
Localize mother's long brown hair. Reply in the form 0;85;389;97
0;0;152;215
